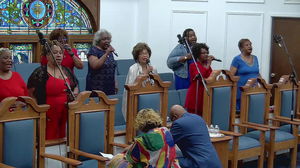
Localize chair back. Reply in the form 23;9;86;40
13;63;40;83
125;74;171;143
178;89;188;107
159;72;175;90
273;75;299;120
202;70;239;131
74;61;88;78
240;78;273;133
167;90;181;116
116;75;127;94
0;96;49;168
116;59;135;75
108;94;126;131
68;91;118;160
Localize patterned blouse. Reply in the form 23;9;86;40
86;46;117;95
108;127;181;168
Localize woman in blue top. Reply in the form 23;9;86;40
86;29;117;95
167;28;197;90
230;39;260;111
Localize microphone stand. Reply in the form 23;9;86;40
276;35;298;133
181;38;209;113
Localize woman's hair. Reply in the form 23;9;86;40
192;43;209;60
93;29;111;46
238;38;251;51
41;40;63;56
135;108;162;133
132;42;151;62
49;28;68;42
0;48;11;58
182;28;194;38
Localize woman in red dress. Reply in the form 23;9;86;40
28;40;78;140
0;48;28;102
40;28;83;73
185;43;213;116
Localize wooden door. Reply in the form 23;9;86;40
270;17;300;104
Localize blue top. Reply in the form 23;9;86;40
167;44;192;90
231;54;259;110
171;112;221;168
86;46;117;95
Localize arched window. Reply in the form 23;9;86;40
0;0;99;63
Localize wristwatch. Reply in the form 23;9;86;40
184;56;188;60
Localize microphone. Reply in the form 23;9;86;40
177;34;184;44
212;58;222;62
112;51;118;57
64;44;72;51
146;59;153;74
36;30;46;45
273;34;282;47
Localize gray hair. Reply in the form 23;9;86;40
93;29;112;46
0;48;11;58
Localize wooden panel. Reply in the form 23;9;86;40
211;136;232;168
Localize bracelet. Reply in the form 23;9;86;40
184;56;187;60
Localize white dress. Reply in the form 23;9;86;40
121;63;157;120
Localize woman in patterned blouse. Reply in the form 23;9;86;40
108;108;181;168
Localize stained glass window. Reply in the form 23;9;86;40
74;42;91;61
0;0;92;35
9;44;33;64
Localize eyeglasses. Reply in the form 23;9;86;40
58;37;67;42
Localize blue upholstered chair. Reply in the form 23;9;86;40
116;75;127;94
202;70;268;168
273;75;300;143
167;90;181;116
240;78;299;168
68;91;127;168
108;94;126;136
159;72;175;90
178;89;188;107
0;96;81;168
13;63;39;83
124;74;171;143
74;61;88;78
116;59;135;75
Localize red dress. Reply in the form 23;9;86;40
45;75;69;140
0;72;28;102
185;62;212;116
41;48;80;72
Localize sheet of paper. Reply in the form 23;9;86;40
99;152;114;159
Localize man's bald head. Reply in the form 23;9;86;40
170;104;186;121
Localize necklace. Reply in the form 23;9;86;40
241;54;254;66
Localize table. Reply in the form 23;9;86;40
211;136;232;168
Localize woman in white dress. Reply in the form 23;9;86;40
122;42;157;120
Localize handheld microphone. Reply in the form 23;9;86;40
146;59;153;74
146;59;150;65
64;44;72;51
36;30;46;45
177;34;184;44
112;51;118;57
273;34;282;47
212;58;222;62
